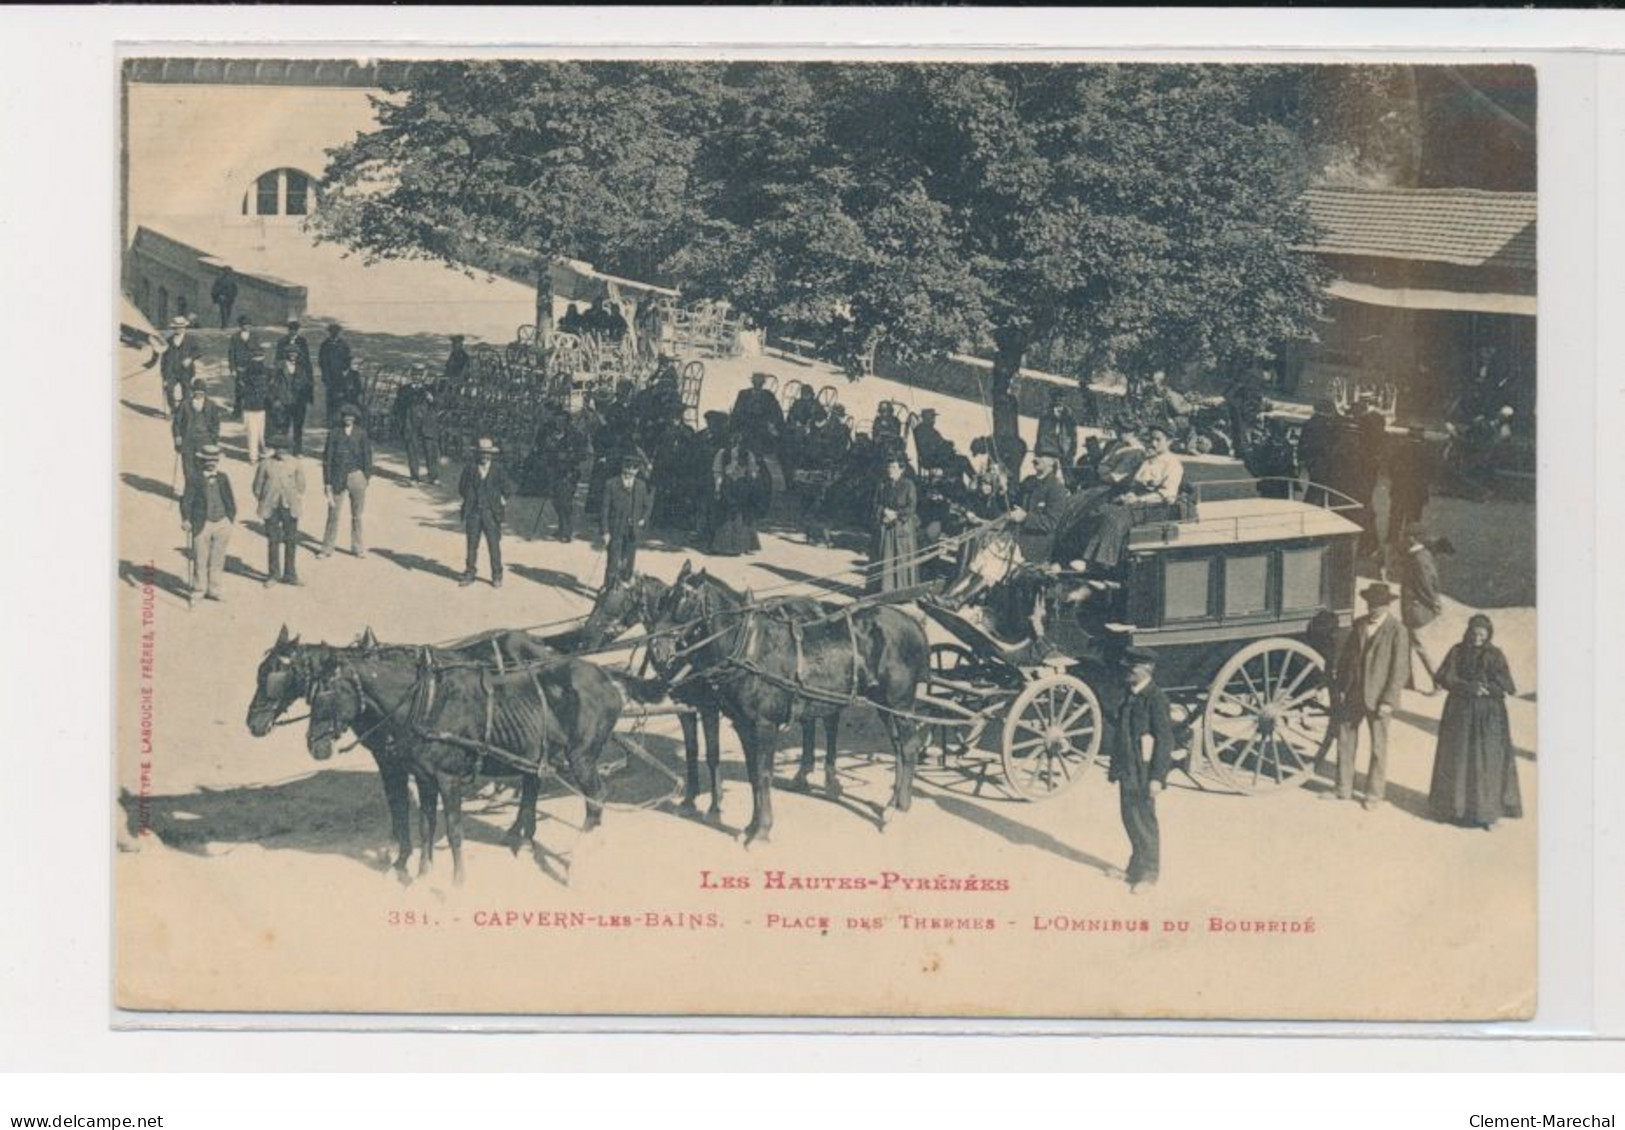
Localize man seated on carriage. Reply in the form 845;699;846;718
782;383;828;482
911;407;954;474
871;402;906;456
1070;424;1185;579
730;371;785;458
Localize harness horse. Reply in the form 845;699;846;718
647;561;931;845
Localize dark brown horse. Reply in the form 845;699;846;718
303;640;661;884
647;561;931;845
243;586;657;873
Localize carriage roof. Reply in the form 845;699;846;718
1127;496;1362;552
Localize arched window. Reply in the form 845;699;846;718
241;168;317;217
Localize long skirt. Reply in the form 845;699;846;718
873;518;920;593
1428;692;1522;827
709;481;760;556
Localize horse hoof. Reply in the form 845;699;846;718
787;775;810;793
677;799;699;817
705;806;724;825
825;784;843;802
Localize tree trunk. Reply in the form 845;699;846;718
535;256;555;338
990;328;1027;475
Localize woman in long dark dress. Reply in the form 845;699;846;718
871;455;920;593
1428;613;1522;828
709;436;763;556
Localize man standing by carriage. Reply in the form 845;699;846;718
1107;646;1175;894
731;371;784;459
1331;581;1410;810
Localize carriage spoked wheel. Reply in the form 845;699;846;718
1000;673;1103;801
1203;638;1332;794
927;643;992;760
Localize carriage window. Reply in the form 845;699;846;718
1223;555;1270;617
1163;558;1212;621
1280;547;1325;610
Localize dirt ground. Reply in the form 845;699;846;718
113;341;1537;1020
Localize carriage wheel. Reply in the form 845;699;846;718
1203;638;1331;794
1000;673;1103;801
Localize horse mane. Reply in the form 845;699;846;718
694;571;746;605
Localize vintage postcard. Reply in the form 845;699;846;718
114;56;1537;1019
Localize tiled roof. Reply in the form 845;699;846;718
1304;186;1536;272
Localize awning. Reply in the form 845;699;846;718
1327;278;1535;318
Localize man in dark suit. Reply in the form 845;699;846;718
211;267;239;328
1107;646;1175;893
226;314;255;418
159;316;200;417
599;455;653;588
275;318;314;453
1331;581;1411;809
252;434;306;586
404;385;442;485
1035;386;1080;482
442;334;470;392
319;403;372;559
1009;444;1072;564
458;437;511;587
172;381;223;487
317;324;353;424
730;372;784;458
179;445;236;605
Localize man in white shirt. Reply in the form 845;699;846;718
1084;426;1186;572
1122;426;1184;504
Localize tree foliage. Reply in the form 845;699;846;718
315;62;1336;389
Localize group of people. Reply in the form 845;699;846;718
558;298;631;344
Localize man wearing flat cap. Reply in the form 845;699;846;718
600;454;653;588
1107;645;1175;893
319;402;372;559
458;437;511;587
179;444;235;605
1331;581;1411;809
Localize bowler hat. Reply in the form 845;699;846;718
620;455;642;471
1360;582;1396;606
473;436;501;456
750;371;771;385
1033;440;1064;461
338;402;363;421
1121;645;1158;667
236;314;250;327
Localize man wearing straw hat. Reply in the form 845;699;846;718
159;315;199;417
1107;645;1175;893
459;436;511;587
178;444;236;605
1330;581;1411;810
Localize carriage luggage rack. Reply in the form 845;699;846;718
1127;477;1363;548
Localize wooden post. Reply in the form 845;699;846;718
535;256;555;339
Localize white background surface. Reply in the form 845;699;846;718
0;3;1621;1097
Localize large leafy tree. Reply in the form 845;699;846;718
315;62;1330;442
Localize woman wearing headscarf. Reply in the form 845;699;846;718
709;435;763;556
871;454;920;593
1428;613;1522;829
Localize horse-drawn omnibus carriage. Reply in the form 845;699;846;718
918;478;1363;801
